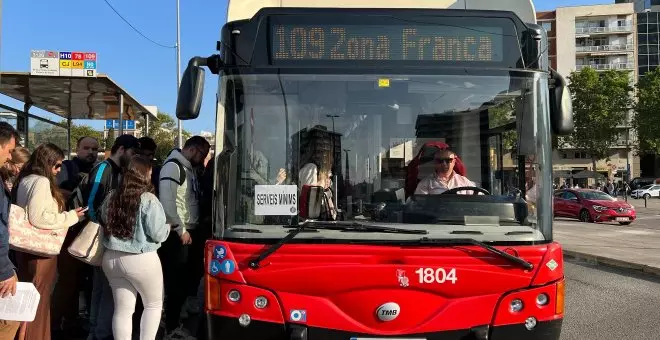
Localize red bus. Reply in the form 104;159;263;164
176;1;573;339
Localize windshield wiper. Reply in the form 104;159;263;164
248;221;428;269
417;237;534;270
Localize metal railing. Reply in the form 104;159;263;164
576;63;635;71
575;26;633;34
575;44;634;52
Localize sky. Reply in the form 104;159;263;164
1;0;617;134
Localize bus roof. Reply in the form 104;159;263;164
227;0;536;25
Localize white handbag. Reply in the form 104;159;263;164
67;190;113;266
67;220;104;266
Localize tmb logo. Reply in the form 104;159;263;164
376;302;401;322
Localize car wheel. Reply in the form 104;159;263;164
579;209;592;223
644;193;651;200
619;222;631;225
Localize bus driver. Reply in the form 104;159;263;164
414;149;478;195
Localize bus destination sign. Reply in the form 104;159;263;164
270;24;505;63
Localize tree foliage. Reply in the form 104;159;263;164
634;67;660;155
27;121;103;153
489;100;517;151
567;68;632;170
146;112;192;162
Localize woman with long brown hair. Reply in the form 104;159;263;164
0;147;30;191
11;143;85;340
99;156;168;340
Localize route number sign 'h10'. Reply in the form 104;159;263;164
30;50;97;77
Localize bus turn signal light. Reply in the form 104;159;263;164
555;280;565;315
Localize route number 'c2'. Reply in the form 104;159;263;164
414;268;458;284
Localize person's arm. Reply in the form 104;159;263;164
414;178;429;195
142;194;170;243
159;162;185;235
26;177;80;230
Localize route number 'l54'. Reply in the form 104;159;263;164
415;268;458;284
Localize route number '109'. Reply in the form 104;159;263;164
415;268;458;284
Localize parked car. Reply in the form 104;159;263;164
553;189;635;225
631;184;660;199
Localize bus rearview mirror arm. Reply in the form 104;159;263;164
176;55;223;120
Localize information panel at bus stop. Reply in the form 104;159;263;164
30;50;97;77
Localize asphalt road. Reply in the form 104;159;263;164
562;258;660;340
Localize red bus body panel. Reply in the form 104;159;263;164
204;241;564;339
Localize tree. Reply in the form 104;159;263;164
489;100;518;151
26;121;103;154
566;68;632;171
105;128;116;150
147;112;192;162
634;67;660;155
70;123;104;150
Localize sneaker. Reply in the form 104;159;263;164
164;326;196;340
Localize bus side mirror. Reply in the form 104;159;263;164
176;57;210;120
549;69;574;135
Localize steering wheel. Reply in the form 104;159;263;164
441;186;490;195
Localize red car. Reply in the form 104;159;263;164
553;189;636;225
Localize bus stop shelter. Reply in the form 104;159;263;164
0;72;157;154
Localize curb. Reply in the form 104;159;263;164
563;250;660;277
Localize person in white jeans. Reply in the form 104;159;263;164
99;156;169;340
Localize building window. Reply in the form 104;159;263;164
541;22;552;32
575;152;589;159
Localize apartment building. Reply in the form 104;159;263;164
616;0;660;13
537;3;639;185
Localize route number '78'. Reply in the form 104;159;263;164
415;268;458;284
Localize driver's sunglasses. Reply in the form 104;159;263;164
54;163;63;169
435;157;455;164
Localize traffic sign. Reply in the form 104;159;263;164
30;50;97;77
105;119;136;130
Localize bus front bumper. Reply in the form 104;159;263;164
206;313;563;340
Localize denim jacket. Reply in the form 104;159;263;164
100;192;170;254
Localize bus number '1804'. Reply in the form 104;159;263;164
415;268;457;284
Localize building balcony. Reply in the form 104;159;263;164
575;26;633;35
575;44;634;53
576;63;635;71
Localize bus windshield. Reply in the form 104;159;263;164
218;69;553;242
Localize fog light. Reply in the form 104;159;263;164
525;316;537;330
510;299;524;313
238;313;251;327
536;293;549;306
254;296;268;309
228;289;241;302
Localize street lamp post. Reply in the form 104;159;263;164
176;0;183;148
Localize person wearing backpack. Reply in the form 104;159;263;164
158;136;209;339
52;136;99;339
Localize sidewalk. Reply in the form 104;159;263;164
555;200;660;276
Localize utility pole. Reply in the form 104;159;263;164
176;0;183;148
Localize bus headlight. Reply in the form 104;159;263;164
254;296;268;309
228;289;241;302
510;299;524;313
536;293;549;306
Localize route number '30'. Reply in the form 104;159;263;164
414;268;458;284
